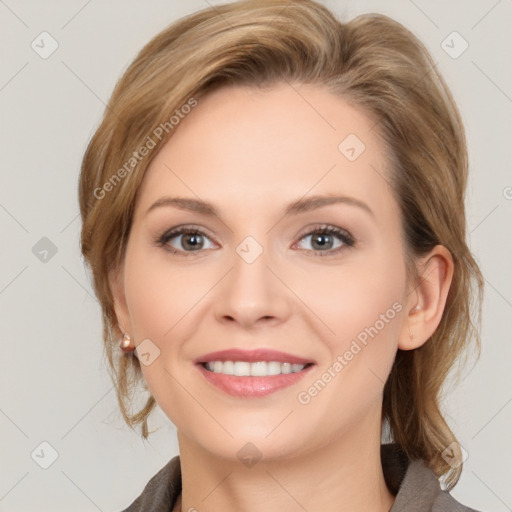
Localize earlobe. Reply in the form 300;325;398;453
109;265;132;338
398;245;454;351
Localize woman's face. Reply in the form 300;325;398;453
113;83;416;461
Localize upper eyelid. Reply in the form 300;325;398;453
162;224;216;239
295;224;352;239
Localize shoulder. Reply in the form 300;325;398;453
391;458;483;512
120;455;181;512
381;443;482;512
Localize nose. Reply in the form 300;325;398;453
213;243;292;330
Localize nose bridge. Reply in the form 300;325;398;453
213;233;291;327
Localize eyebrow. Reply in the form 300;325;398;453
145;194;374;219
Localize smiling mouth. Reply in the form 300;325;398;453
201;360;314;377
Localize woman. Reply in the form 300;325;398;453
79;1;484;510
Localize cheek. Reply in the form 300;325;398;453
123;246;206;340
292;252;405;426
122;246;201;403
290;250;406;353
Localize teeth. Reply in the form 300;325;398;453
234;361;251;376
204;361;307;376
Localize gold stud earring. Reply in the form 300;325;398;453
120;333;135;354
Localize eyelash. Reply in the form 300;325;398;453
156;224;355;258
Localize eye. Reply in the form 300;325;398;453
156;224;355;257
157;226;216;255
294;225;355;256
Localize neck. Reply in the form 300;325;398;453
176;419;395;512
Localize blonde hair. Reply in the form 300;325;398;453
79;0;483;489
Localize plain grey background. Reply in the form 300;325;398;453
0;1;511;510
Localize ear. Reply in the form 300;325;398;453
109;264;132;338
398;245;454;350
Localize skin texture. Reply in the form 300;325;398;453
111;83;454;512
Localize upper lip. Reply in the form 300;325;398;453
195;349;315;365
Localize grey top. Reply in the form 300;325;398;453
121;444;481;512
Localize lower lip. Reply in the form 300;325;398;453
197;364;314;397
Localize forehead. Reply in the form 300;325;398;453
134;83;395;221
